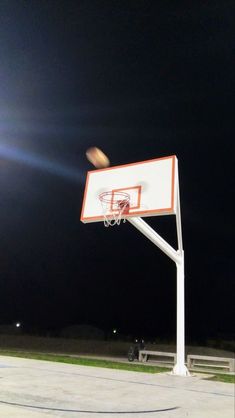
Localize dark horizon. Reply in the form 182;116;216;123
0;1;234;344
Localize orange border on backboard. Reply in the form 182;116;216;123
80;155;176;223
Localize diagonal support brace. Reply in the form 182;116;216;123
128;217;181;264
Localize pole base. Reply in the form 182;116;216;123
172;363;190;376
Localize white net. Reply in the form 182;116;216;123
99;191;130;227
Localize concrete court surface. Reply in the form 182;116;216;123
0;355;234;418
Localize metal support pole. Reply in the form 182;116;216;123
176;182;183;254
172;251;190;376
128;216;190;376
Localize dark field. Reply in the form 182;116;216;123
0;334;233;358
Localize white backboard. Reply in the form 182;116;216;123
81;155;178;223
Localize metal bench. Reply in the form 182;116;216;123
187;355;235;372
139;350;176;365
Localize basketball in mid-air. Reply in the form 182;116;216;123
86;147;110;168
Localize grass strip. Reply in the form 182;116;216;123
0;350;167;373
205;373;235;384
0;350;234;382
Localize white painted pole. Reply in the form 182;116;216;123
176;182;183;253
172;251;190;376
128;217;190;376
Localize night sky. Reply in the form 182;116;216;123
0;1;234;342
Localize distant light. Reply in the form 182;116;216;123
135;339;138;343
113;329;117;334
16;322;21;328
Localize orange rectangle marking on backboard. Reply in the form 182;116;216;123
110;186;141;212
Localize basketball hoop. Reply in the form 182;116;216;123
99;191;130;227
